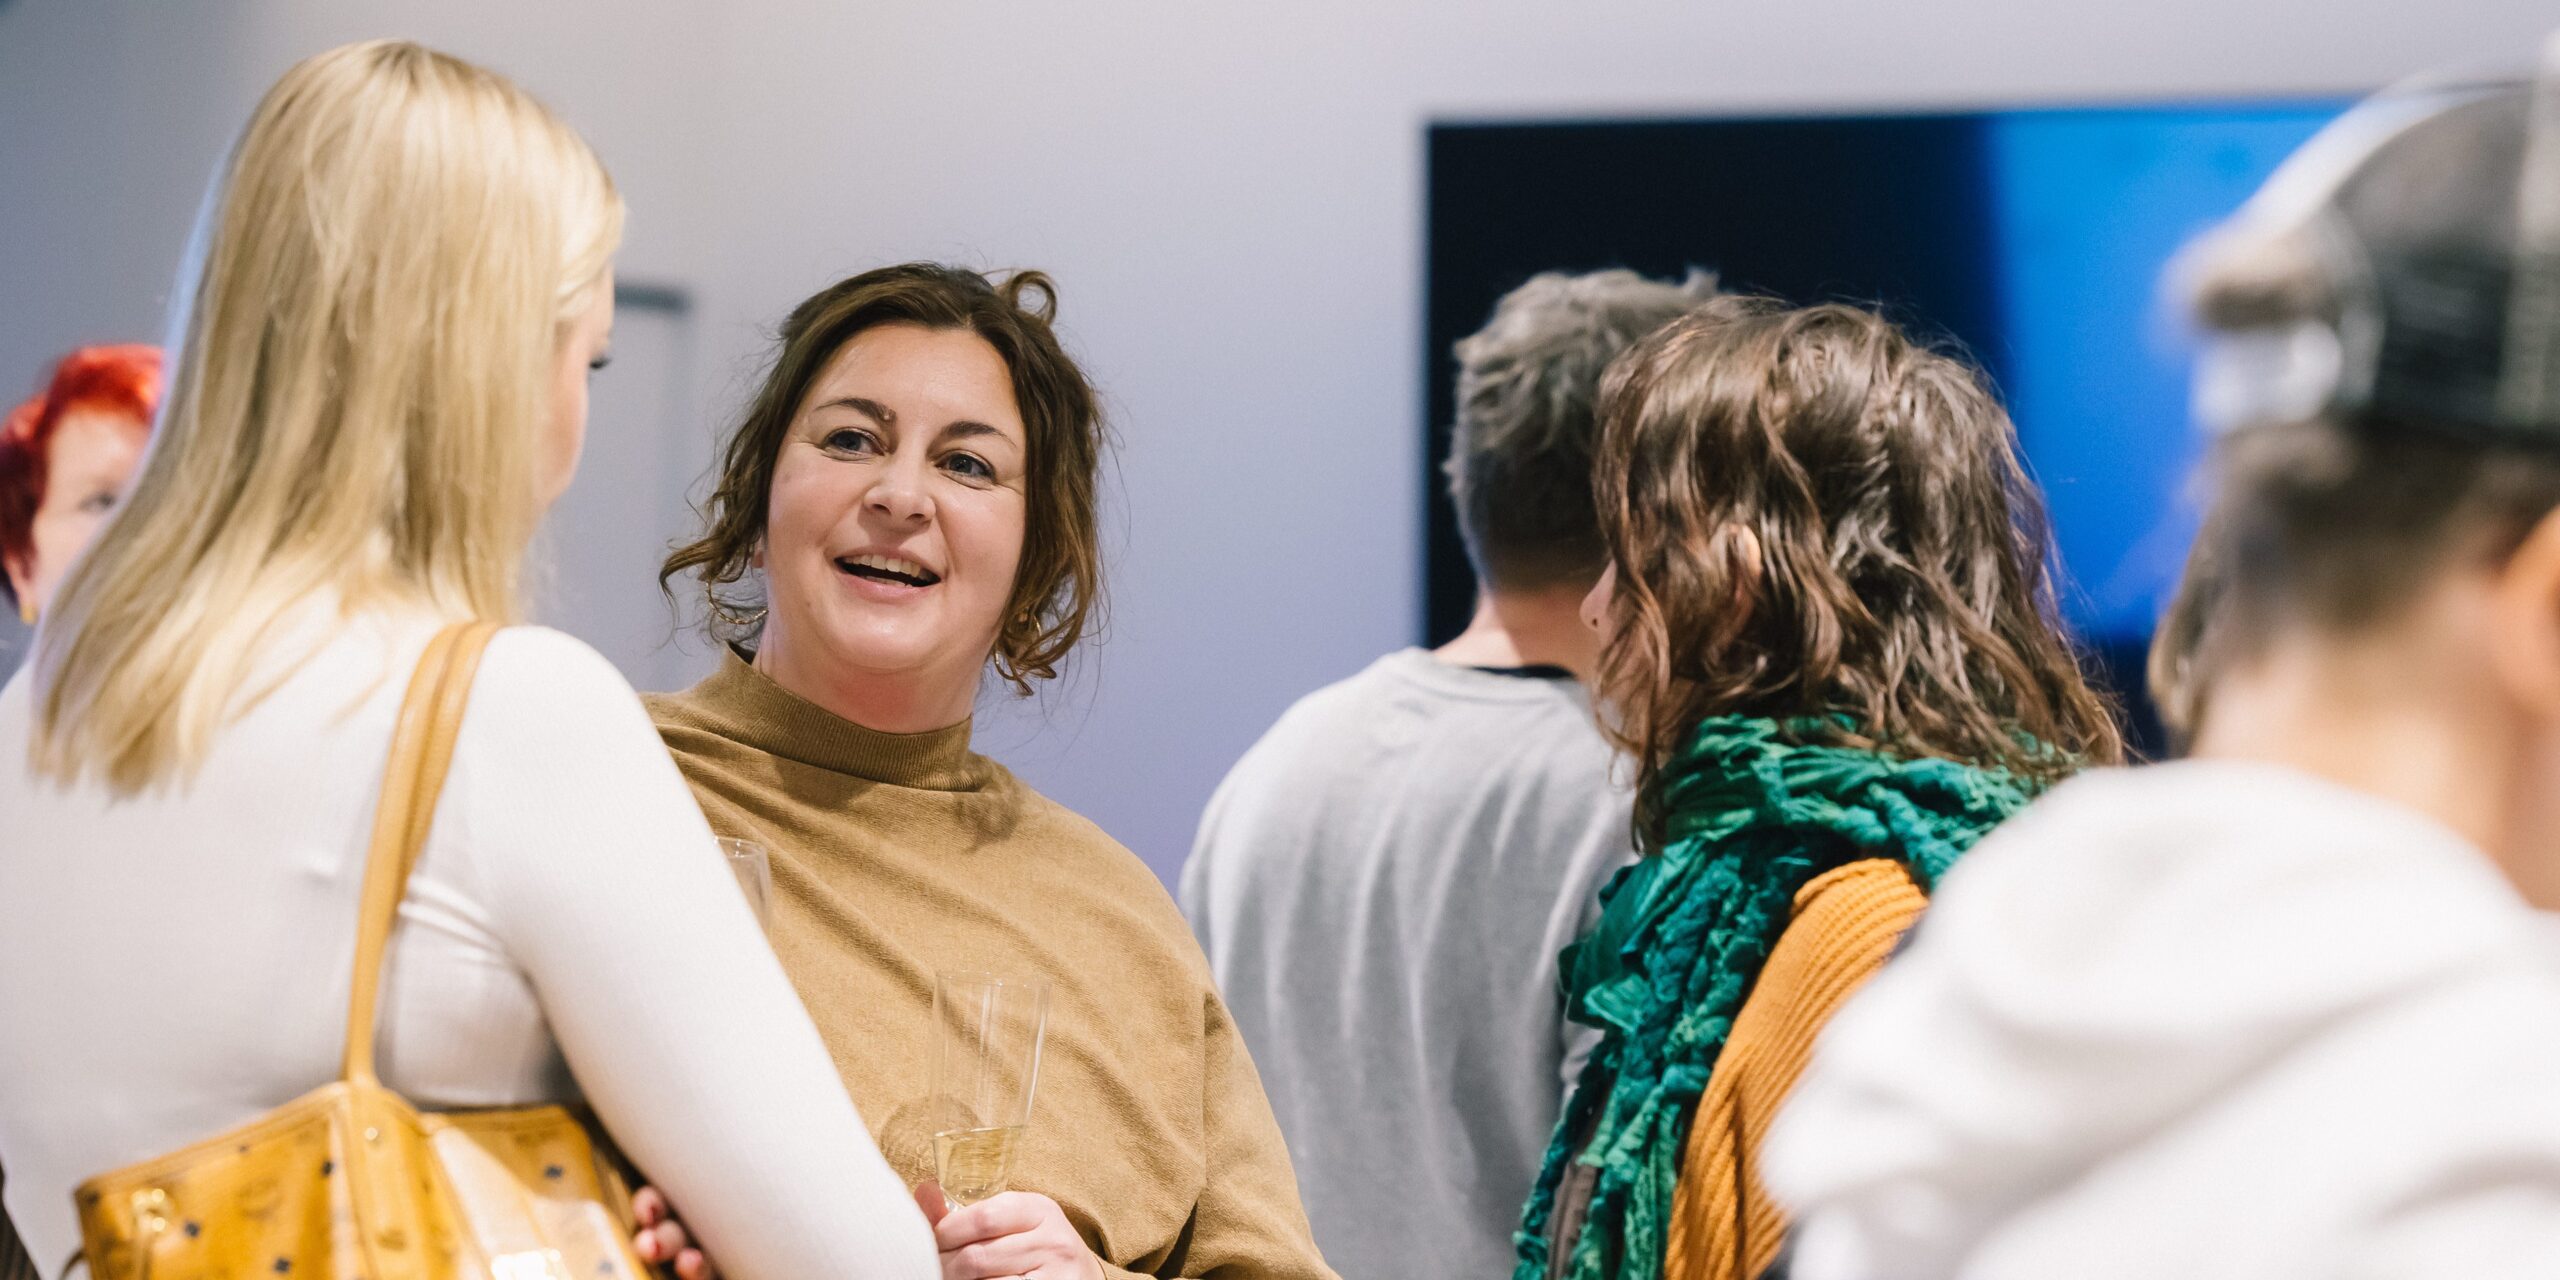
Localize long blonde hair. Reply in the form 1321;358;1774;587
34;39;622;791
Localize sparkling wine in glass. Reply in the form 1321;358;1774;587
929;971;1049;1206
717;836;771;930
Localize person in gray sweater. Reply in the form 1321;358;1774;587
1183;268;1714;1280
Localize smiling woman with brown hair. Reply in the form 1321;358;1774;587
650;262;1333;1280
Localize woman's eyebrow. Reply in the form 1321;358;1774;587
811;396;893;424
938;421;1005;442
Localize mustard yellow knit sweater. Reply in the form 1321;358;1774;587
646;652;1334;1280
1662;859;1926;1280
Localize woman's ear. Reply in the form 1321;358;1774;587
1579;563;1616;634
2485;506;2560;719
1720;522;1761;596
748;535;767;573
1719;523;1766;617
1682;522;1766;659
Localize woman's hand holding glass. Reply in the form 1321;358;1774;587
914;1184;1102;1280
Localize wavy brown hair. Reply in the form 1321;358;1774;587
1590;296;2123;848
661;262;1105;691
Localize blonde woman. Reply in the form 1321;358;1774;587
0;41;935;1280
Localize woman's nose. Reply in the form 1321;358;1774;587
864;460;932;524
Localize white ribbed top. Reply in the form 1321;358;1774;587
0;607;936;1279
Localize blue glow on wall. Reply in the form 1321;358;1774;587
1982;107;2336;636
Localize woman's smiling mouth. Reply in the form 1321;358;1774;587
835;553;942;587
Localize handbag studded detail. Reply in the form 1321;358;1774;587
67;623;653;1280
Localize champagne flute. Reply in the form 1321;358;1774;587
717;836;771;930
930;971;1050;1206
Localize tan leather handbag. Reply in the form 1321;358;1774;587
69;623;654;1280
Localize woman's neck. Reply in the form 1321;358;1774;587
750;634;976;736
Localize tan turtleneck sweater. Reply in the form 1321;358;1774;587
645;652;1335;1280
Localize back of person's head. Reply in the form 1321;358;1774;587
2166;70;2560;696
1447;268;1718;593
0;344;162;610
1589;295;2123;845
34;39;623;791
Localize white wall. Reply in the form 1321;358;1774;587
4;0;2552;878
0;0;726;678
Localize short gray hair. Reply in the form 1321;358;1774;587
1447;268;1718;590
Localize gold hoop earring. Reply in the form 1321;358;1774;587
709;596;770;632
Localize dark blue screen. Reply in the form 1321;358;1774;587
1425;101;2343;743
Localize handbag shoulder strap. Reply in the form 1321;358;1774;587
341;621;500;1088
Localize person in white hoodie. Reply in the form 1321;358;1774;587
1764;52;2560;1280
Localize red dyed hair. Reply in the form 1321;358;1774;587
0;344;161;603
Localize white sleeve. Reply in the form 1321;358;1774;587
448;627;936;1280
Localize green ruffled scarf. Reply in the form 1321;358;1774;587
1513;716;2047;1280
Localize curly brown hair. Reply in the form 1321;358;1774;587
1590;295;2123;848
660;262;1105;691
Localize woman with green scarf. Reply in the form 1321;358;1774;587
1516;296;2125;1280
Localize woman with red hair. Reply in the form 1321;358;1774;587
0;343;156;1276
0;344;160;623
